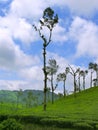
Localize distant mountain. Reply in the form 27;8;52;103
0;90;58;107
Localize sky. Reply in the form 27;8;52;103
0;0;98;93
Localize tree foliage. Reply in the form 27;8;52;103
46;59;59;103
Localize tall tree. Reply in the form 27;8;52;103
57;73;66;97
93;63;98;86
78;68;81;92
89;62;94;87
46;59;59;104
80;70;88;90
93;78;97;87
57;67;69;97
33;7;58;110
68;65;80;94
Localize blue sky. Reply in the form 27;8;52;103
0;0;98;93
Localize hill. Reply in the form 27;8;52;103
0;87;98;129
0;89;58;107
23;87;98;129
45;86;98;120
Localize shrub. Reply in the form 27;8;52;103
0;115;7;122
96;124;98;129
0;118;23;130
73;122;93;130
40;118;74;128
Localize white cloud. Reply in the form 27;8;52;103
0;28;40;70
48;0;98;16
0;80;28;90
52;24;67;43
10;0;98;18
69;17;98;59
20;66;43;81
13;18;37;44
18;66;44;90
0;15;38;44
10;0;46;20
66;0;98;16
0;80;43;90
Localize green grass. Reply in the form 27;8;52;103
21;87;98;120
0;87;98;129
23;124;75;130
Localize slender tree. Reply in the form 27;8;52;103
46;59;59;104
80;70;88;90
33;7;58;110
78;68;81;92
57;73;66;97
89;62;94;87
57;67;69;97
47;87;51;102
68;65;80;94
93;78;97;87
93;63;98;86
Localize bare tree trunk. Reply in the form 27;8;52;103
63;80;66;97
78;76;81;92
51;74;54;104
90;71;93;87
43;45;47;111
74;74;76;94
83;76;85;90
52;89;54;104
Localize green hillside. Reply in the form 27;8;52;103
23;87;98;129
0;87;98;129
0;89;58;107
45;86;98;120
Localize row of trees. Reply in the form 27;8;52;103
46;59;98;103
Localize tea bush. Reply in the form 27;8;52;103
0;118;23;130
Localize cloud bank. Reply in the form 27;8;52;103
0;0;98;92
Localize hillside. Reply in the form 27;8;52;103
0;89;58;106
0;87;98;120
0;87;98;129
45;86;98;120
24;87;98;129
22;87;96;116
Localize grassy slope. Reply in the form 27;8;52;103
28;87;98;121
0;87;98;119
0;87;98;129
49;87;98;119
